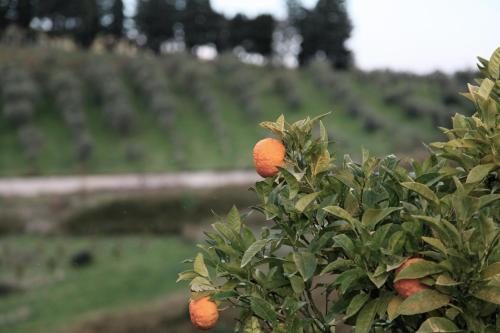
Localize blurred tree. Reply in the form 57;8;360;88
181;0;223;50
15;0;33;28
227;13;275;56
294;0;352;69
247;14;274;55
227;13;248;49
0;0;33;29
34;0;100;47
286;0;306;26
0;0;13;30
109;0;123;37
135;0;178;52
99;0;124;38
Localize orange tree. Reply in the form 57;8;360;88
178;48;500;332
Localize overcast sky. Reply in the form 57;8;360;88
124;0;499;73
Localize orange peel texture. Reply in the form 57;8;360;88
189;296;219;330
253;138;285;177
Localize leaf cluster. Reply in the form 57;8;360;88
179;48;500;333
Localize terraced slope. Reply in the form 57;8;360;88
0;47;474;176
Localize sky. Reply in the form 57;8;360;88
124;0;500;74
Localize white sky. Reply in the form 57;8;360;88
124;0;500;73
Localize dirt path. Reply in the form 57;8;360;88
0;170;260;197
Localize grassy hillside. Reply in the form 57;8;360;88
0;235;196;333
0;46;474;176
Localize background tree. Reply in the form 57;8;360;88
181;0;222;50
99;0;124;38
246;14;274;55
227;13;248;50
0;0;33;30
296;0;352;69
34;0;100;47
135;0;178;52
227;13;275;56
14;0;33;28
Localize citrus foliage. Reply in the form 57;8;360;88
179;48;500;332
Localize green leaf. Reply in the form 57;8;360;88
334;268;365;294
243;316;262;333
476;78;495;100
250;296;277;323
488;46;500;79
212;221;238;243
210;290;239;301
312;149;331;176
260;120;284;135
387;296;403;321
395;260;443;281
472;285;500;305
276;114;285;130
482;262;500;279
190;276;215;292
398;290;450;315
479;194;500;209
241;239;269;268
368;271;389;288
308;231;334;253
413;216;459;244
344;292;370;320
241;225;257;249
295;192;320;212
194;253;209;278
388;231;406;254
401;182;440;206
435;274;460;286
323;205;361;230
289;275;305;295
226;205;241;232
176;270;197;282
293;251;317;281
280;167;300;199
422;237;447;253
355;299;378;333
416;317;462;333
319;120;328;142
466;163;495;183
332;234;355;258
320;258;354;275
361;207;401;229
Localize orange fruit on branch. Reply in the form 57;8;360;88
253;138;285;177
394;258;430;298
189;296;219;330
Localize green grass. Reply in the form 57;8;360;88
0;235;196;333
0;48;459;176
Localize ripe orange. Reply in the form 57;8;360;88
394;258;429;298
189;296;219;330
253;138;285;177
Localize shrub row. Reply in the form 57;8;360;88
273;70;303;110
0;64;43;165
308;59;388;133
168;57;230;156
48;69;94;163
124;56;186;167
84;58;135;136
216;54;262;119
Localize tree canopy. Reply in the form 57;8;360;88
0;0;353;68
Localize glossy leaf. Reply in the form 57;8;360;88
241;239;269;268
416;317;462;333
293;251;317;281
398;290;450;315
